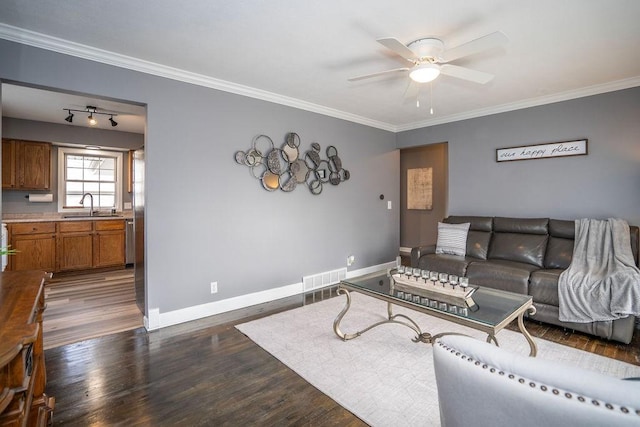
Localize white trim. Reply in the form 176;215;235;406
5;24;634;135
399;246;412;255
145;308;160;330
3;24;638;134
144;261;395;330
152;282;302;330
346;261;396;279
0;24;394;132
57;146;124;213
395;77;640;132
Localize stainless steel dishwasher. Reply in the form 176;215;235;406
125;219;134;265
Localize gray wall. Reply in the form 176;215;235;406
0;39;399;314
398;87;640;228
2;117;142;213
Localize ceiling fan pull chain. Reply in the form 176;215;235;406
430;82;434;115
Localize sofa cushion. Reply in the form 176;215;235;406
416;253;474;277
436;222;470;256
493;217;548;234
489;232;548;267
529;269;563;306
466;260;538;294
466;230;491;260
445;216;493;232
549;219;575;239
544;237;574;269
444;216;492;260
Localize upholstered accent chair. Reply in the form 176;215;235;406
432;335;640;426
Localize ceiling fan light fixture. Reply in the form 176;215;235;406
409;63;441;83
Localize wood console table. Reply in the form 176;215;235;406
0;271;55;426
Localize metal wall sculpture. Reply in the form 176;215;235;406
234;132;350;195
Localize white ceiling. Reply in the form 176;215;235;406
2;84;146;134
1;0;639;133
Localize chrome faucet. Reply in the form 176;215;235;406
79;192;95;216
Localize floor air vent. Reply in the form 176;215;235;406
302;268;347;292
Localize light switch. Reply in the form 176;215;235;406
387;201;392;210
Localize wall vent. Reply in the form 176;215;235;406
302;267;347;292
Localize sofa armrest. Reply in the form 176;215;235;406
411;245;436;267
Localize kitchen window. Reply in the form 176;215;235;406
57;147;123;212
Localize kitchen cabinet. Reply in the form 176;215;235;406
8;219;126;273
58;221;93;271
1;139;16;189
94;220;126;268
7;222;57;272
0;271;55;426
1;139;51;190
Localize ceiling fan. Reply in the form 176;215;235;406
348;31;508;86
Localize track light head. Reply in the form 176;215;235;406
64;106;118;128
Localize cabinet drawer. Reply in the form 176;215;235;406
10;222;56;235
58;221;92;233
95;220;125;231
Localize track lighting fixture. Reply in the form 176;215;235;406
62;105;118;127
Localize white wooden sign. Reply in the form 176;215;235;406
496;139;588;162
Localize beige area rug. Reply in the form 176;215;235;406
236;292;640;427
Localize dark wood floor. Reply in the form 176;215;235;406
45;293;366;426
43;281;640;425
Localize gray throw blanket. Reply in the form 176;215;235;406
558;218;640;323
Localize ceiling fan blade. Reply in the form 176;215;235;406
440;64;494;84
348;67;410;81
376;37;418;61
441;31;508;62
403;81;420;100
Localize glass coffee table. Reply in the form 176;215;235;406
333;269;538;356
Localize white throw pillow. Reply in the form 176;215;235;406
436;222;470;257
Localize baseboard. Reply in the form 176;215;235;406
346;261;396;279
146;261;396;331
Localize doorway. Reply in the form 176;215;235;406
399;142;448;252
1;81;147;347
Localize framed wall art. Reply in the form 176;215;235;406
496;139;588;162
407;167;433;210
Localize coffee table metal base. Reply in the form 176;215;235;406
333;287;538;356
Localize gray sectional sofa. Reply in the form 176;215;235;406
411;216;639;344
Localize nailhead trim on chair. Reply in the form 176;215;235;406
438;341;640;418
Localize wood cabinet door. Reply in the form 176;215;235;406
17;141;51;190
58;233;93;271
11;234;56;272
93;230;125;268
2;139;16;189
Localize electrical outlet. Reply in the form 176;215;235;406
210;281;218;294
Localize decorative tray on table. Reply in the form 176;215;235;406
390;272;478;310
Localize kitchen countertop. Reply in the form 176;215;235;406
2;211;134;223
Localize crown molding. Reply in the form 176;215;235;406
396;76;640;132
2;24;639;135
0;24;396;132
